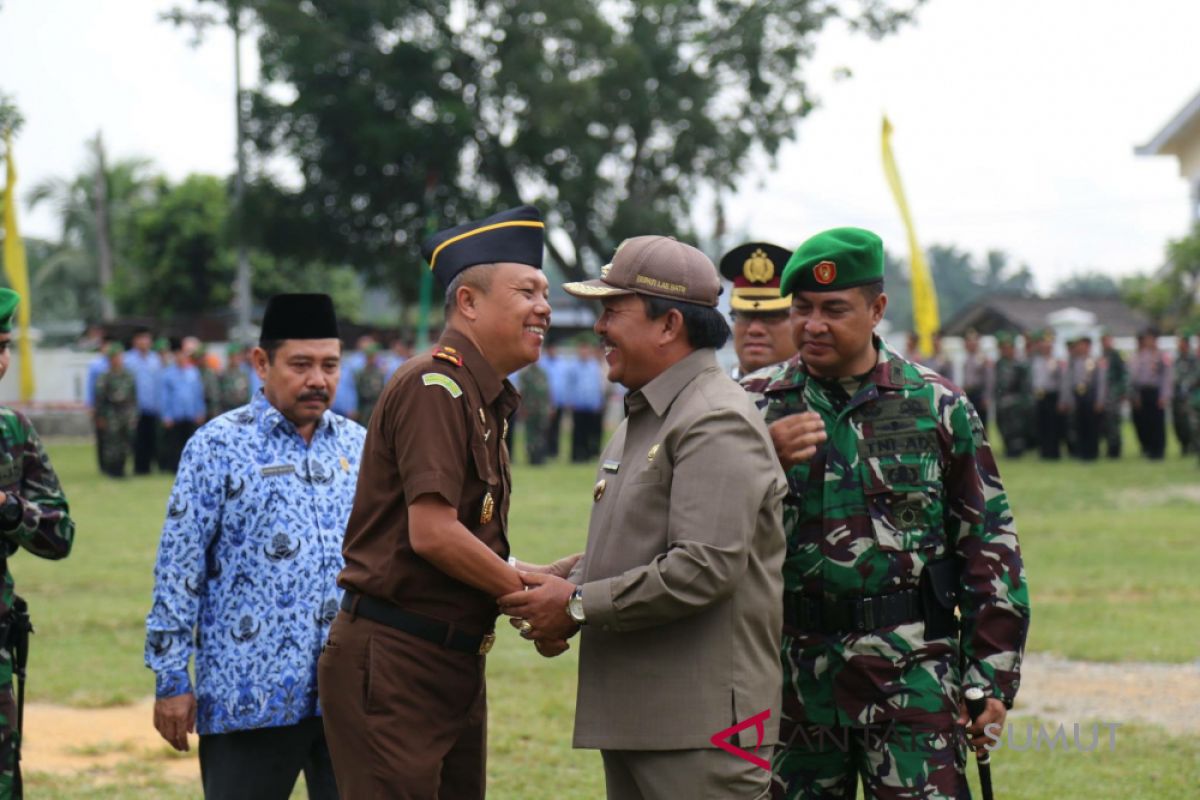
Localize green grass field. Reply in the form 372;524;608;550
15;438;1200;797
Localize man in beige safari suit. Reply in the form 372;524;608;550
499;236;787;799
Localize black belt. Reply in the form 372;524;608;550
341;591;496;655
784;588;922;634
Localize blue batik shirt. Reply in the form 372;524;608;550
145;390;366;735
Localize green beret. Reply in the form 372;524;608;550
152;337;169;353
0;289;19;334
226;342;243;357
105;342;125;357
995;331;1014;345
780;227;884;295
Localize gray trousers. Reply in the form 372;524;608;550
601;747;773;800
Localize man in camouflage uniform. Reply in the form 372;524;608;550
1099;332;1127;459
992;332;1032;458
0;288;76;798
743;228;1030;800
1171;333;1197;455
353;342;388;426
518;359;552;465
194;346;221;422
93;343;139;478
217;344;253;413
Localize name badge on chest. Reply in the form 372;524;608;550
260;464;296;478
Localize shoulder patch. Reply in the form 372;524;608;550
422;373;463;398
432;346;464;367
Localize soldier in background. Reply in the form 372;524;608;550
1171;332;1197;455
217;344;252;413
993;332;1033;458
354;342;388;426
718;242;797;380
959;329;994;431
519;360;552;465
1129;328;1171;460
1100;331;1127;459
1030;329;1064;460
194;346;222;422
1059;336;1105;461
93;343;139;478
0;288;76;798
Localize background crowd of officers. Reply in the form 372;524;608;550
84;325;617;478
915;327;1200;464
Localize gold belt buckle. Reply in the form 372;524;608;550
478;632;496;655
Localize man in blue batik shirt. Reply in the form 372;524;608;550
146;294;365;800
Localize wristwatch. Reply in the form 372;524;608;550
566;587;586;625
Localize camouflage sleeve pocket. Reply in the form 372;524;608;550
863;457;946;553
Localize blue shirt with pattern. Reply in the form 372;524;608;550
145;390;366;735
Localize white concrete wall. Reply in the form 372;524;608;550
0;348;97;406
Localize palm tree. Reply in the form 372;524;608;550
26;133;159;322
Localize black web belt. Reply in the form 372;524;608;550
341;591;495;655
784;588;922;634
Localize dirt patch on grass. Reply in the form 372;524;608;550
1115;484;1200;508
19;654;1200;784
1014;652;1200;734
23;697;197;783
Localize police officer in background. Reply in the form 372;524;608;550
1100;331;1127;458
959;329;994;432
1058;335;1105;461
318;206;578;799
718;242;798;380
743;228;1029;800
1129;327;1171;460
1030;330;1064;459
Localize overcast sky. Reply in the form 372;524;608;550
2;0;1198;293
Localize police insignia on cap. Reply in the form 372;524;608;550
481;492;495;525
814;261;837;285
743;249;775;283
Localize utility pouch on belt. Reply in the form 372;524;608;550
920;558;959;640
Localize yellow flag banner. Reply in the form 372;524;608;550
881;116;939;357
3;131;35;401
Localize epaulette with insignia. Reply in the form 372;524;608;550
432;345;464;367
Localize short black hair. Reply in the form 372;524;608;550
858;279;885;305
640;296;731;349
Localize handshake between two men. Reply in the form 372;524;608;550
500;553;584;658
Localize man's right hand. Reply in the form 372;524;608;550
154;692;197;752
768;411;827;470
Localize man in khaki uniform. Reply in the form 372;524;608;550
500;236;787;800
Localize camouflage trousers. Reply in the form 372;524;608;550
0;648;15;799
771;719;970;800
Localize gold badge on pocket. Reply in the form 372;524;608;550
593;479;606;502
647;444;660;462
481;492;495;524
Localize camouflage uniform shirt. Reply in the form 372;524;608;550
743;338;1030;729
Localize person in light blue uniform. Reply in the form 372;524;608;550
540;343;567;460
123;328;163;475
146;294;364;800
566;341;607;462
330;336;369;421
157;344;206;473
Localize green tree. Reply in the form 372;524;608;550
167;0;924;295
26;141;160;321
1054;270;1120;297
1122;222;1200;331
119;174;233;315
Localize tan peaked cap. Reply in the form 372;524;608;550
562;236;721;307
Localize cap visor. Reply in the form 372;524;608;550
731;296;792;312
561;279;635;299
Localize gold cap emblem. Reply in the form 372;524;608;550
742;248;775;284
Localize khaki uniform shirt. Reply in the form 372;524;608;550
338;329;519;634
570;349;786;750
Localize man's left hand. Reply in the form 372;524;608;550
957;696;1007;751
498;572;578;640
